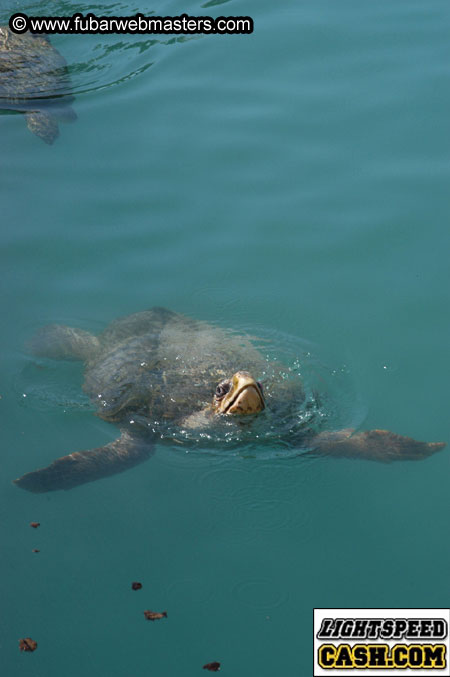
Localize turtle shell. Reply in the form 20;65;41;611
83;308;268;426
0;26;76;142
0;27;74;112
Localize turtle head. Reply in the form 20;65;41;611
213;371;265;416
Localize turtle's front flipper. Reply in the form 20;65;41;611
309;429;445;463
25;111;59;144
13;432;154;493
29;325;100;362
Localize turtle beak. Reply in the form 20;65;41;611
217;371;265;416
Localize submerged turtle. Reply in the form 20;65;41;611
0;26;76;143
14;308;445;493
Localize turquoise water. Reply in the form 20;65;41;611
1;0;449;674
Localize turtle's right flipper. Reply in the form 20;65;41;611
310;429;446;462
28;324;100;362
13;433;154;492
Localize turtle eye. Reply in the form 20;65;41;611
215;382;231;399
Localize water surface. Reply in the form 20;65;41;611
1;0;449;675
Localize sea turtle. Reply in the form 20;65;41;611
0;26;76;143
14;307;445;493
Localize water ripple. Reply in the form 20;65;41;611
0;2;192;101
231;578;289;610
196;463;315;543
13;358;90;412
167;577;216;605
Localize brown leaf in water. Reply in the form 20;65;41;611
203;662;221;671
143;610;167;621
30;522;40;529
131;582;142;590
19;638;38;652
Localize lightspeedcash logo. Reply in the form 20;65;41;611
313;609;450;676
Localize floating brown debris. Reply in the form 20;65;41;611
19;638;38;652
30;522;40;529
131;582;142;590
143;610;167;621
32;549;40;553
203;662;221;671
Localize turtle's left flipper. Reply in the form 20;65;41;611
25;111;59;144
310;429;445;463
13;432;154;493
